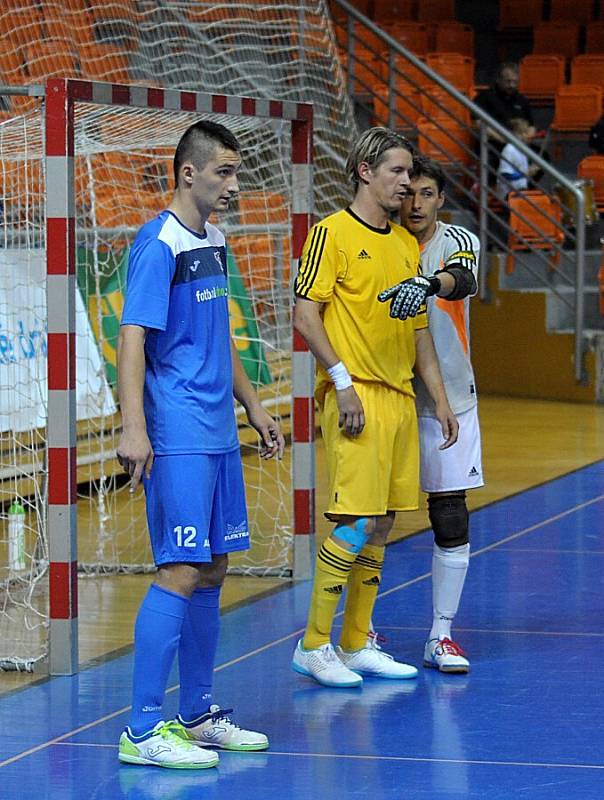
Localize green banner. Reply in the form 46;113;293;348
227;251;272;386
76;246;271;387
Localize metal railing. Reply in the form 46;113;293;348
332;0;588;382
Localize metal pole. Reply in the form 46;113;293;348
478;121;489;302
574;192;586;383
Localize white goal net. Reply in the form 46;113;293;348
0;0;358;671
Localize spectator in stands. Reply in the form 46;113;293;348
474;62;548;188
474;62;536;142
496;118;540;200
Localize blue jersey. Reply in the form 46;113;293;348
121;210;238;455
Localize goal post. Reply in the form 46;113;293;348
42;78;315;674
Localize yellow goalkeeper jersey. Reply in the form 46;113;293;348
294;207;427;400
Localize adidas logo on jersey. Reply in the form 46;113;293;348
363;576;380;586
468;466;479;477
324;584;343;595
357;249;371;259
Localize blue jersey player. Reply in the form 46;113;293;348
116;120;285;769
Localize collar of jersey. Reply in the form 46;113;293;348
165;210;209;240
345;207;391;235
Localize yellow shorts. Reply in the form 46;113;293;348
320;382;419;517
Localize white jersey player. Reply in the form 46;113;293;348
378;156;483;673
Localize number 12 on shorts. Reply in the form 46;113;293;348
174;525;197;548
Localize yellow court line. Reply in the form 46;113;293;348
1;492;603;771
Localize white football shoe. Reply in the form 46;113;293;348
337;636;418;680
423;637;470;673
118;720;219;769
176;705;269;751
292;639;363;687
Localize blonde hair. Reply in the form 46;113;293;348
509;117;530;136
345;127;413;188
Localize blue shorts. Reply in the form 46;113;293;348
143;450;250;566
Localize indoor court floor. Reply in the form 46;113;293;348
1;397;604;799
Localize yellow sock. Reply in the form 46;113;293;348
303;537;357;650
339;543;385;651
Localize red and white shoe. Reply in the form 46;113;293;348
423;637;470;673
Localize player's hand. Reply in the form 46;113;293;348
336;385;365;436
378;276;439;320
435;403;459;450
117;428;154;491
246;403;285;460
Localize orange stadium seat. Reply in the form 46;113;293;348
24;43;79;81
416;118;472;167
498;0;543;31
551;84;603;132
434;22;475;56
43;4;95;46
425;53;475;95
79;43;131;83
519;55;566;103
505;191;564;274
371;0;414;21
417;0;456;22
389;56;430;95
549;0;594;25
237;192;288;226
381;22;429;56
586;22;604;52
372;85;422;129
577;155;604;212
420;89;472;125
533;22;580;60
340;49;385;94
0;8;44;48
571;55;604;92
0;43;26;84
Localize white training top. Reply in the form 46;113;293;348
497;142;529;200
414;221;480;418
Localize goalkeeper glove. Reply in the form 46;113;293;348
377;275;441;320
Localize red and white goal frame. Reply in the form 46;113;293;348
45;78;315;675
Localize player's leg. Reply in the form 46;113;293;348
419;406;483;673
176;449;268;751
337;389;420;679
119;455;220;769
292;386;386;687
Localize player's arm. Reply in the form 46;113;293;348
231;339;285;460
293;297;365;436
414;327;459;450
116;324;154;490
434;230;480;300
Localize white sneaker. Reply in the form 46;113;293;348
176;705;269;751
423;637;470;673
292;639;363;687
337;638;419;680
118;720;219;769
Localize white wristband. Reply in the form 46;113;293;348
327;361;353;390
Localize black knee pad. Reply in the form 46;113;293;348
428;492;469;548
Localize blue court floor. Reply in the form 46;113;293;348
2;461;604;799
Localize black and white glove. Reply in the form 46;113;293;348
378;275;441;320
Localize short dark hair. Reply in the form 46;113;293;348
173;120;241;186
496;61;519;79
410;155;446;193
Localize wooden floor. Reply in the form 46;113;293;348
1;395;603;693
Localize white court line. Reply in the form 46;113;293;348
1;491;603;771
51;741;604;771
370;625;604;638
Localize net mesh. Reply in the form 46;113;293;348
0;0;357;669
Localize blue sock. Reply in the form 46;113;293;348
129;583;190;737
178;586;221;722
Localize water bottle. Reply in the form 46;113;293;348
8;500;26;571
